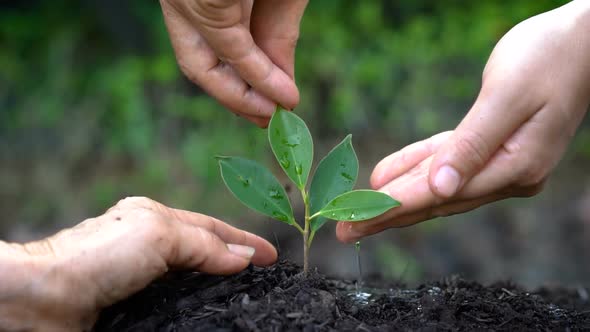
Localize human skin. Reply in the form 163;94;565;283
336;0;590;242
157;1;589;241
160;0;308;127
0;197;277;331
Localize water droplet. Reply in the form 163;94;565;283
331;212;336;217
272;211;289;222
355;241;361;251
282;134;301;148
295;164;303;175
238;176;250;187
282;140;299;148
349;212;356;220
279;157;291;169
341;172;353;182
269;189;283;200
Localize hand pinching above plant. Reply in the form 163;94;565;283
217;107;400;274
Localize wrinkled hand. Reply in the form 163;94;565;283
160;0;308;126
0;197;277;331
337;1;590;242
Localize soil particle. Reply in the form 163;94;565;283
94;261;590;331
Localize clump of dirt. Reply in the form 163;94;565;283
94;261;590;331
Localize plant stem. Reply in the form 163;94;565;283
292;220;304;234
309;211;321;220
301;188;310;275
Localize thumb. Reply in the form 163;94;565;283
250;0;308;80
428;89;539;198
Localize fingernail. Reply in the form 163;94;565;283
434;165;461;197
227;244;255;259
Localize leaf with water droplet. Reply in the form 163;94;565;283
295;164;303;175
281;135;301;148
218;156;294;224
316;190;400;222
272;211;289;222
309;135;358;232
238;175;251;187
341;172;353;182
269;189;283;200
279;156;291;169
268;106;313;190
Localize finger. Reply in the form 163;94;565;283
170;223;253;275
251;0;309;79
168;208;277;266
428;74;545;198
337;150;504;243
337;156;436;242
336;192;509;243
370;131;452;189
174;0;299;110
160;1;277;119
243;114;270;128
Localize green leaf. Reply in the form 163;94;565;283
316;190;400;222
268;107;313;190
309;134;358;232
218;156;294;224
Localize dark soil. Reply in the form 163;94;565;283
94;260;590;331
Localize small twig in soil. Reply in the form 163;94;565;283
498;317;515;327
461;312;494;323
286;312;303;319
203;305;227;312
501;288;517;297
355;323;373;332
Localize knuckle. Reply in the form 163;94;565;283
515;179;547;198
197;0;231;10
136;209;177;255
177;57;201;84
452;130;490;171
179;226;213;266
115;196;155;210
134;208;167;230
514;154;549;188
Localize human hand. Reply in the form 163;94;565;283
0;197;277;331
336;1;590;242
160;0;308;127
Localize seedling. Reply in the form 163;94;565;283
217;107;400;274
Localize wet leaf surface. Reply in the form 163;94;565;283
268;107;313;190
218;156;294;224
309;134;358;232
317;190;400;222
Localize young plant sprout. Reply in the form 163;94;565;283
217;107;400;274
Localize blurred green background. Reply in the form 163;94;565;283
1;0;589;287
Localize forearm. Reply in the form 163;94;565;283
0;241;39;331
0;241;88;332
570;0;590;117
550;0;590;122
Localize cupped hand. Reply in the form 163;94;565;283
160;0;308;126
337;1;590;243
0;197;276;331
